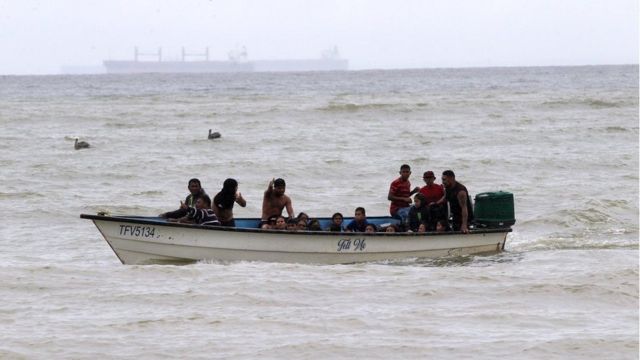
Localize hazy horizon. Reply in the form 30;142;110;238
1;0;638;75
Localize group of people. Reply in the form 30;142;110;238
160;164;473;234
387;164;473;234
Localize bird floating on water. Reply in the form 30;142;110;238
208;129;221;140
74;138;90;150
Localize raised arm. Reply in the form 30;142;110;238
235;192;246;207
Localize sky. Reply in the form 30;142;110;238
0;0;638;74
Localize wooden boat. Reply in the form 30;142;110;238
80;214;512;265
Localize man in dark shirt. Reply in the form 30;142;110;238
437;170;473;233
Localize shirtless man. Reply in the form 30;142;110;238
261;178;294;227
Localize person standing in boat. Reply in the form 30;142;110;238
212;178;246;227
437;170;474;234
160;178;207;219
387;164;420;223
260;178;294;227
419;170;446;230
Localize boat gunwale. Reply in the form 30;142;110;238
80;214;512;237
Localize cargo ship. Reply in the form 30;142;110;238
103;46;348;74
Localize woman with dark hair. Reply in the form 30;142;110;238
212;178;246;227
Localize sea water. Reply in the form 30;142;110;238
0;65;638;359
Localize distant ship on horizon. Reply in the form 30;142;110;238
103;46;348;74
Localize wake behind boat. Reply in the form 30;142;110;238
81;192;515;265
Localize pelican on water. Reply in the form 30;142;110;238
74;138;90;150
208;129;221;139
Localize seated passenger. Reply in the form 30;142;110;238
273;216;287;230
287;218;298;231
260;216;277;230
387;164;420;223
297;212;309;225
161;178;207;219
327;212;345;232
365;224;377;233
168;194;220;226
417;223;427;233
345;207;370;232
385;224;398;233
296;218;308;231
436;220;447;232
308;219;322;231
408;193;431;232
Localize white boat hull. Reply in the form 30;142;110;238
82;215;511;265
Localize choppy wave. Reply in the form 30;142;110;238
316;102;398;112
541;97;635;109
0;191;45;199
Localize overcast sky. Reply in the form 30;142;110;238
0;0;637;74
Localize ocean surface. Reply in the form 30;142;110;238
0;65;638;359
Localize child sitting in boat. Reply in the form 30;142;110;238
287;218;298;231
168;195;220;226
273;216;287;230
408;193;431;232
327;212;344;232
308;218;322;231
345;207;370;232
364;224;377;233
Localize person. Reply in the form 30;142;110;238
308;219;322;231
417;223;427;233
212;178;246;227
296;218;308;231
260;216;276;230
168;194;220;226
437;170;474;233
273;216;287;230
364;224;377;233
435;220;447;232
408;193;431;232
261;178;294;227
297;212;309;225
327;212;345;232
419;170;446;229
385;224;398;233
345;207;370;232
387;164;420;222
160;178;207;219
287;218;299;231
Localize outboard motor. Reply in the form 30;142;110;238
473;191;515;228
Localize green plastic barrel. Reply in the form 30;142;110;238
473;191;515;228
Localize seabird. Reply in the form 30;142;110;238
74;138;90;150
208;129;221;139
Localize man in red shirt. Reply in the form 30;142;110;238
419;170;446;230
419;171;444;205
387;164;420;221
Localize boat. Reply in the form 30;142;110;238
80;213;513;265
